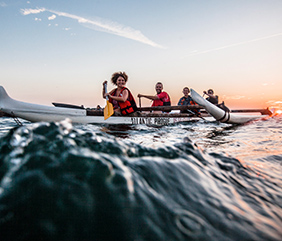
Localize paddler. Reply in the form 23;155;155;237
102;72;137;115
203;89;219;105
203;89;230;112
137;82;171;112
177;87;200;115
177;87;199;113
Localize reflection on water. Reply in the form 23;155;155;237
95;117;282;163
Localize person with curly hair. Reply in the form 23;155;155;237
102;72;137;115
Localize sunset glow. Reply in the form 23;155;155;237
1;1;282;109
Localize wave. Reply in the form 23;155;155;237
0;121;281;240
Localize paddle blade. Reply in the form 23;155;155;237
104;100;114;120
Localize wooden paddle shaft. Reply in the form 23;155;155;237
137;105;203;112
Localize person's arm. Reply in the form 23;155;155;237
188;96;195;105
203;91;217;100
177;97;183;106
208;94;218;102
137;93;159;101
106;89;129;102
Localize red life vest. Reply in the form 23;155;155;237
110;87;137;115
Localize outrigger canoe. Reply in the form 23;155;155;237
190;89;272;124
0;86;205;125
0;86;271;125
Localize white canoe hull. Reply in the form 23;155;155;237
191;89;269;124
0;86;203;125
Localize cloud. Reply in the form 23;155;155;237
48;14;56;20
266;100;282;107
187;33;282;56
21;8;46;15
21;7;165;49
0;2;7;7
262;83;275;86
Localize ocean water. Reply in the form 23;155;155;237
0;116;281;241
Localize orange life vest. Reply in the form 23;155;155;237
110;87;137;115
189;99;200;114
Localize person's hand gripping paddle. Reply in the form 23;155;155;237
103;82;114;120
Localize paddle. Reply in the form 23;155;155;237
186;109;206;121
139;97;141;108
103;83;114;120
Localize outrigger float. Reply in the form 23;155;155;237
190;89;272;124
0;86;271;126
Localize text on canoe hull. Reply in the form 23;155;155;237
130;117;190;125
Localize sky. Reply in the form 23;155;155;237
1;0;282;109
